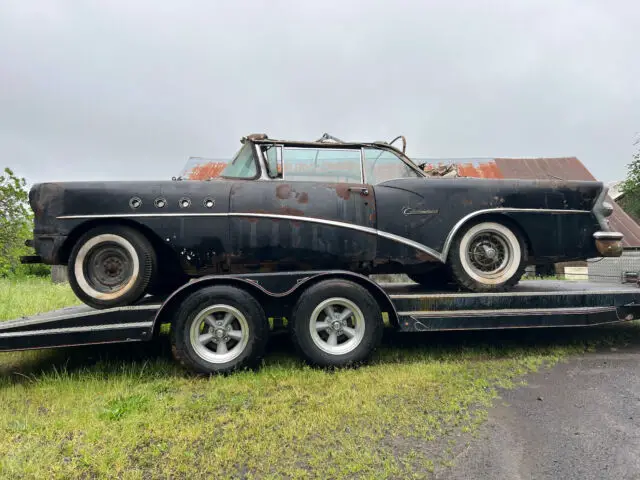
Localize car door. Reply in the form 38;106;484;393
363;147;446;266
228;146;376;271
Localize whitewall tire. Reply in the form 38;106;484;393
448;221;526;292
67;225;157;309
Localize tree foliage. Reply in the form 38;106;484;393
0;167;50;277
620;140;640;223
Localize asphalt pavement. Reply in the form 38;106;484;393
438;345;640;480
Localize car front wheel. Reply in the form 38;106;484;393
448;221;526;292
68;225;157;309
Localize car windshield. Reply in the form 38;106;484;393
220;144;258;179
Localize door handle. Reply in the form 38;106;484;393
348;187;369;195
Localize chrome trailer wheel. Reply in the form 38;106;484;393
308;297;367;356
291;279;383;367
171;285;269;374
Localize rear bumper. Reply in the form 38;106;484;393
24;234;67;264
20;255;43;264
594;231;623;257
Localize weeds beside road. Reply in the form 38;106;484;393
0;278;638;479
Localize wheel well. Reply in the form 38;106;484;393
284;273;400;328
447;213;533;260
152;278;279;336
59;218;171;266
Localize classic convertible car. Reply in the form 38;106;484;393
25;133;622;309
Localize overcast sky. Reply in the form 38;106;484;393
1;0;639;186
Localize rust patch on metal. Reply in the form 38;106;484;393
276;184;292;200
414;251;436;262
276;184;309;204
335;184;351;200
279;206;305;217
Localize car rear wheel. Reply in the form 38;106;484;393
170;285;269;375
68;225;157;309
290;279;384;368
448;221;526;292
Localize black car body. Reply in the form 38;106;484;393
25;133;623;308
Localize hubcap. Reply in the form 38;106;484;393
189;305;249;364
309;298;366;355
85;243;133;292
467;231;510;276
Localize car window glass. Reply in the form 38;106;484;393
363;148;421;184
283;148;361;182
220;144;257;178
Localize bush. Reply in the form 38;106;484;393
0;167;50;278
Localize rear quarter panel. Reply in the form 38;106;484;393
34;181;231;274
374;177;602;264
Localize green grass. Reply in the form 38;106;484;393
0;277;638;479
0;277;80;320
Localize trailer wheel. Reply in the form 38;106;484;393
171;286;269;375
448;220;526;292
291;279;383;367
68;225;156;309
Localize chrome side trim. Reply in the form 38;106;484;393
0;322;154;338
440;207;590;260
58;213;226;219
58;212;443;261
58;207;591;264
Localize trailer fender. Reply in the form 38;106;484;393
152;270;399;335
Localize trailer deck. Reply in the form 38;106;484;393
387;280;640;331
2;279;639;353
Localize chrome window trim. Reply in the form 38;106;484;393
254;143;271;180
276;145;282;178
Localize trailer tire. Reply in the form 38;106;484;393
68;225;156;309
291;279;383;368
171;285;269;375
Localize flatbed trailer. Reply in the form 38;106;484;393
2;271;639;374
